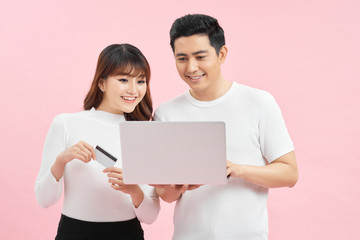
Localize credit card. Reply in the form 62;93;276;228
94;145;117;168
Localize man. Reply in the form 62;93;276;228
154;14;298;240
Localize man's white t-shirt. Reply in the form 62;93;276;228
154;83;294;240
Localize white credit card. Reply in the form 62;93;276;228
94;145;117;168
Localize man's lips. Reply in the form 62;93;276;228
187;74;205;82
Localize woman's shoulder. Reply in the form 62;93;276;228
51;110;90;125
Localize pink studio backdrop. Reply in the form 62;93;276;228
1;0;359;239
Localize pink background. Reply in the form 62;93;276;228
1;0;359;239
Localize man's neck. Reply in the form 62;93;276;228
190;77;232;101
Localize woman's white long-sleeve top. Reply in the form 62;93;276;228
35;108;160;224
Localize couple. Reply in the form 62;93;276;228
35;14;298;240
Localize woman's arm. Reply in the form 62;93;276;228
35;116;66;208
35;116;96;208
104;167;161;224
51;141;96;181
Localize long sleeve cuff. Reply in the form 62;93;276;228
133;187;160;224
35;169;63;208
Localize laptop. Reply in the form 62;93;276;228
119;121;227;185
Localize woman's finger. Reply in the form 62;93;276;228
71;144;93;162
108;178;124;186
103;167;123;173
107;173;123;180
72;152;87;162
75;148;92;162
81;141;96;160
78;145;93;162
111;184;125;191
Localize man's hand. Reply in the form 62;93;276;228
226;151;298;188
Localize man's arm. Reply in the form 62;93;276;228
227;151;298;188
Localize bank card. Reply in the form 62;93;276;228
94;145;117;168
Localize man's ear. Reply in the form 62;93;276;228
219;45;228;64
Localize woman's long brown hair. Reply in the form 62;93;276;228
83;44;152;121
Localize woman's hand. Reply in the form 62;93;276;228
51;141;96;181
103;167;144;208
57;141;96;164
152;184;202;203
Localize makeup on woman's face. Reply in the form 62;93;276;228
97;73;147;115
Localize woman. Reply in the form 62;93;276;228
35;44;160;240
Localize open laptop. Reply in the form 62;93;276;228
119;121;227;185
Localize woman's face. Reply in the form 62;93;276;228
97;73;147;115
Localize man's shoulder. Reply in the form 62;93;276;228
233;83;274;103
156;92;188;111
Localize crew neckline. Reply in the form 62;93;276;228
185;82;237;107
88;107;126;122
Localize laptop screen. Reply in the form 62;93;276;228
120;121;227;185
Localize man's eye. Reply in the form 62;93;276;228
178;58;186;61
197;56;206;60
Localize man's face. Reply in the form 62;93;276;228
173;34;226;96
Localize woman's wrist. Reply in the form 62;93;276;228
130;186;144;208
156;186;183;203
51;156;67;182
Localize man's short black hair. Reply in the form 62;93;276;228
170;14;226;55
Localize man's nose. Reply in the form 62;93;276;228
186;58;198;73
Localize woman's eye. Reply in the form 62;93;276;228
118;78;128;83
138;80;146;84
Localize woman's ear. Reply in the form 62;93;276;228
219;45;228;64
98;78;105;92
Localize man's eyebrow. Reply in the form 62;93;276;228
175;50;209;57
192;50;208;55
175;53;187;57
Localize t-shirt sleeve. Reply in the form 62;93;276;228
34;115;66;208
258;93;294;162
133;185;161;224
153;108;162;121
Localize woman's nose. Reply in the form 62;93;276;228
126;80;137;94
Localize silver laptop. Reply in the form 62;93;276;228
119;121;227;185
